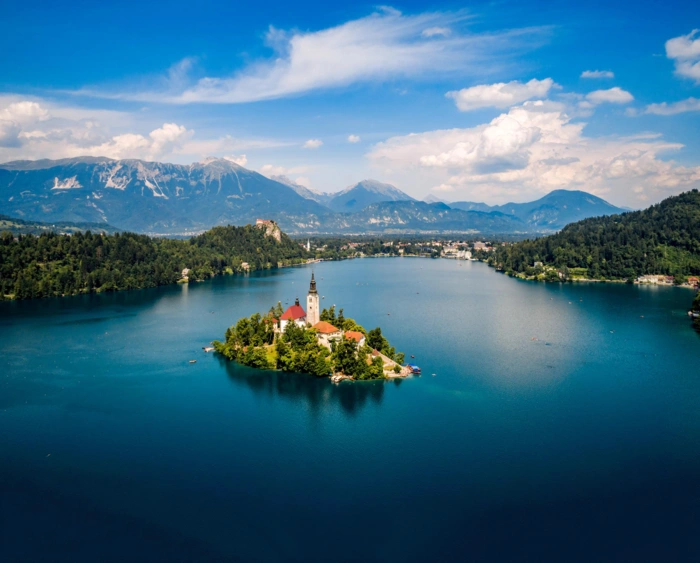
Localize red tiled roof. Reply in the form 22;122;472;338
313;321;339;334
345;330;364;343
280;305;306;320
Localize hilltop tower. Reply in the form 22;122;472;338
307;273;320;326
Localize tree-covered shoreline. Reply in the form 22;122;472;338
214;304;406;381
479;190;700;281
0;223;309;300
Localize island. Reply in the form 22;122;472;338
213;273;412;381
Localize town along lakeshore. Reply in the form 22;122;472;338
2;258;700;562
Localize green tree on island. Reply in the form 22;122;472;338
320;305;336;324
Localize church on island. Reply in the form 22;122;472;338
277;273;366;350
214;271;414;381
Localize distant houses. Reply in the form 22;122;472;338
636;274;699;288
441;245;473;260
637;275;677;285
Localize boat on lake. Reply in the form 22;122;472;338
407;364;421;374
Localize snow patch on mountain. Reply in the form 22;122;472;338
52;176;82;190
101;164;130;190
144;178;168;198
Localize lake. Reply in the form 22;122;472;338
1;258;699;562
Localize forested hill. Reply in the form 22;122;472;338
486;190;700;280
0;223;309;300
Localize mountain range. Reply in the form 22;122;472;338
448;190;624;230
0;157;626;235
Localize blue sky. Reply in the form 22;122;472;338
1;0;699;206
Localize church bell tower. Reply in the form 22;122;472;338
307;273;320;326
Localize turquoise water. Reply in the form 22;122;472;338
2;258;700;562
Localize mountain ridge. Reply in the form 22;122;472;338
0;157;625;235
326;179;415;213
450;189;624;229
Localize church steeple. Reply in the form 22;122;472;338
306;272;320;326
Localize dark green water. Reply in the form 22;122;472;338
2;258;700;562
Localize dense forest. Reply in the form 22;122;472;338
214;304;405;380
0;223;309;300
482;190;700;281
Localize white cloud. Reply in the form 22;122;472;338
224;154;248;166
78;123;193;160
421;26;451;38
666;29;700;82
581;70;614;79
585;87;634;105
0;98;288;163
0;120;22;148
446;78;555;111
303;139;323;149
294;176;312;188
77;9;548;104
259;163;310;177
0;101;52;148
348;134;361;143
367;101;700;205
147;123;193;157
0;101;50;123
432;183;456;193
643;97;700;115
